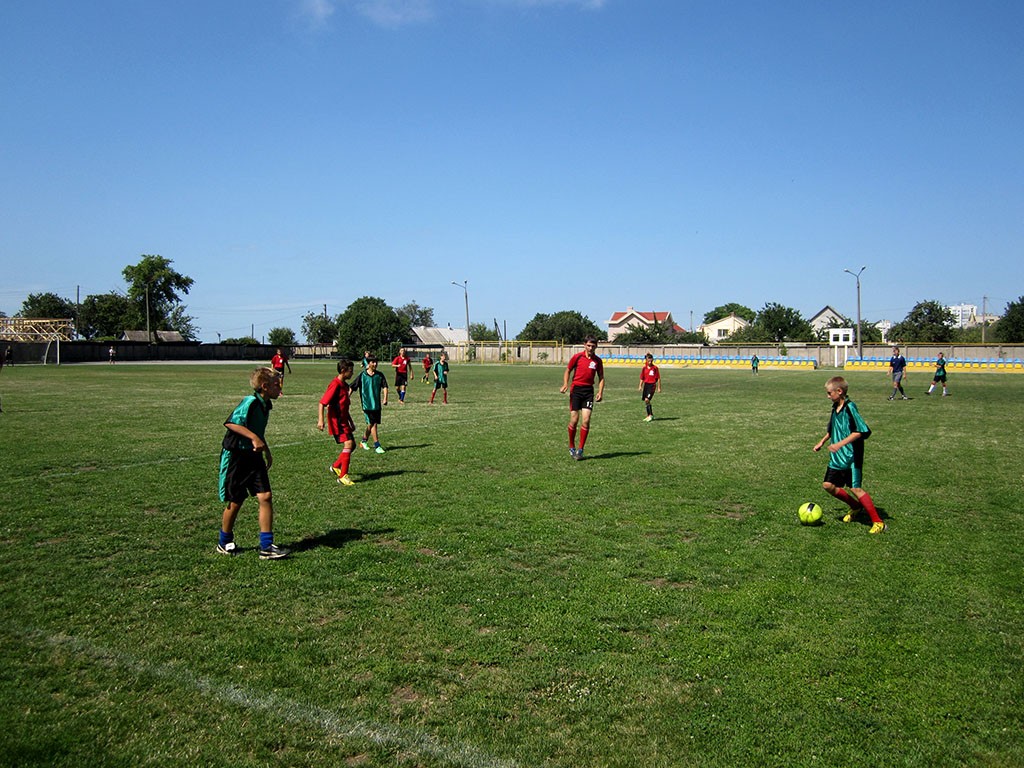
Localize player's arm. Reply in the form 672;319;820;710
830;431;862;453
595;368;605;402
813;433;830;452
225;421;265;453
381;380;388;405
560;362;571;394
317;402;327;431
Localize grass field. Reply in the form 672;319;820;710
1;361;1022;767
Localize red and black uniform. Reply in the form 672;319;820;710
566;350;604;411
320;376;356;476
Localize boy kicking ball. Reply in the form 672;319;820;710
813;376;887;534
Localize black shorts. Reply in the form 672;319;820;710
824;466;863;489
219;449;271;504
363;409;382;426
570;386;595;412
434;380;447;390
642;383;657;401
395;372;408;387
933;373;947;382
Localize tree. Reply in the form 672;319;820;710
223;336;259;345
335;297;409;358
122;255;194;337
268;327;298;348
19;292;76;320
168;305;200;341
754;303;814;342
614;319;679;344
704;303;756;324
993;297;1024;343
469;322;500;342
76;292;133;339
518;311;605;343
395;301;434;328
888;300;956;343
302;311;336;345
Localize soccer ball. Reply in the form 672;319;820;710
798;502;823;525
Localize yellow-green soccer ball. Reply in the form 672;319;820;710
798;502;823;525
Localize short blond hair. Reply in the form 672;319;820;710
826;376;848;394
250;366;281;390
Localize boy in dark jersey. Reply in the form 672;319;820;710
318;359;357;485
560;336;604;460
887;346;908;400
925;352;950;396
351;356;388;453
639;353;661;422
813;376;886;534
429;352;449;404
217;367;289;559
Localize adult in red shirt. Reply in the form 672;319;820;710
638;353;662;422
560;336;605;461
391;347;411;404
270;348;292;390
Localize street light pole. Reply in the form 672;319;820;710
843;266;866;359
451;280;470;343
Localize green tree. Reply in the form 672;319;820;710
754;303;814;342
704;303;756;324
993;296;1024;343
335;297;409;358
168;305;200;341
614;319;679;344
888;300;956;343
302;311;336;345
721;323;774;343
469;322;500;342
223;336;259;345
268;327;298;348
396;301;434;328
19;292;76;319
122;255;194;338
76;293;133;339
518;311;605;343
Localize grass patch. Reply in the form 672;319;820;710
1;363;1022;766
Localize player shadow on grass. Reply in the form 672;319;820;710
356;469;427;482
832;506;892;525
379;443;433;452
581;451;648;461
290;527;396;552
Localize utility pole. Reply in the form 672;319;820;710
982;296;987;343
844;266;866;359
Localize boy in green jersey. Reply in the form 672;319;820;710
925;352;950;396
217;367;289;559
430;352;449;404
351;356;389;453
813;376;886;534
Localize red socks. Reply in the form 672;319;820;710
568;425;576;450
579;427;589;451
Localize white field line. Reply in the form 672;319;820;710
15;627;521;768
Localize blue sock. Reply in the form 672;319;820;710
259;531;273;550
219;530;233;546
374;441;380;448
399;391;405;401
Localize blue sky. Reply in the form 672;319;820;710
2;0;1022;342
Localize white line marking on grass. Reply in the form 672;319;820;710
18;628;521;768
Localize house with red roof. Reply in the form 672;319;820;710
606;307;685;341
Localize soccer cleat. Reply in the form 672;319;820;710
888;395;894;401
360;441;370;451
338;474;355;486
901;395;909;400
924;391;931;396
216;541;238;556
329;466;342;478
644;415;653;422
374;445;386;454
869;522;887;535
569;448;577;459
575;450;584;461
842;512;854;523
258;543;290;560
942;392;950;397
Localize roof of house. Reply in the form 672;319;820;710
607;307;685;333
120;330;189;343
410;326;468;346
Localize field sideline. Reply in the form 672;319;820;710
1;362;1022;767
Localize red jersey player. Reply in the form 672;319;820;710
391;347;410;404
638;353;662;422
560;336;605;460
317;359;357;485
